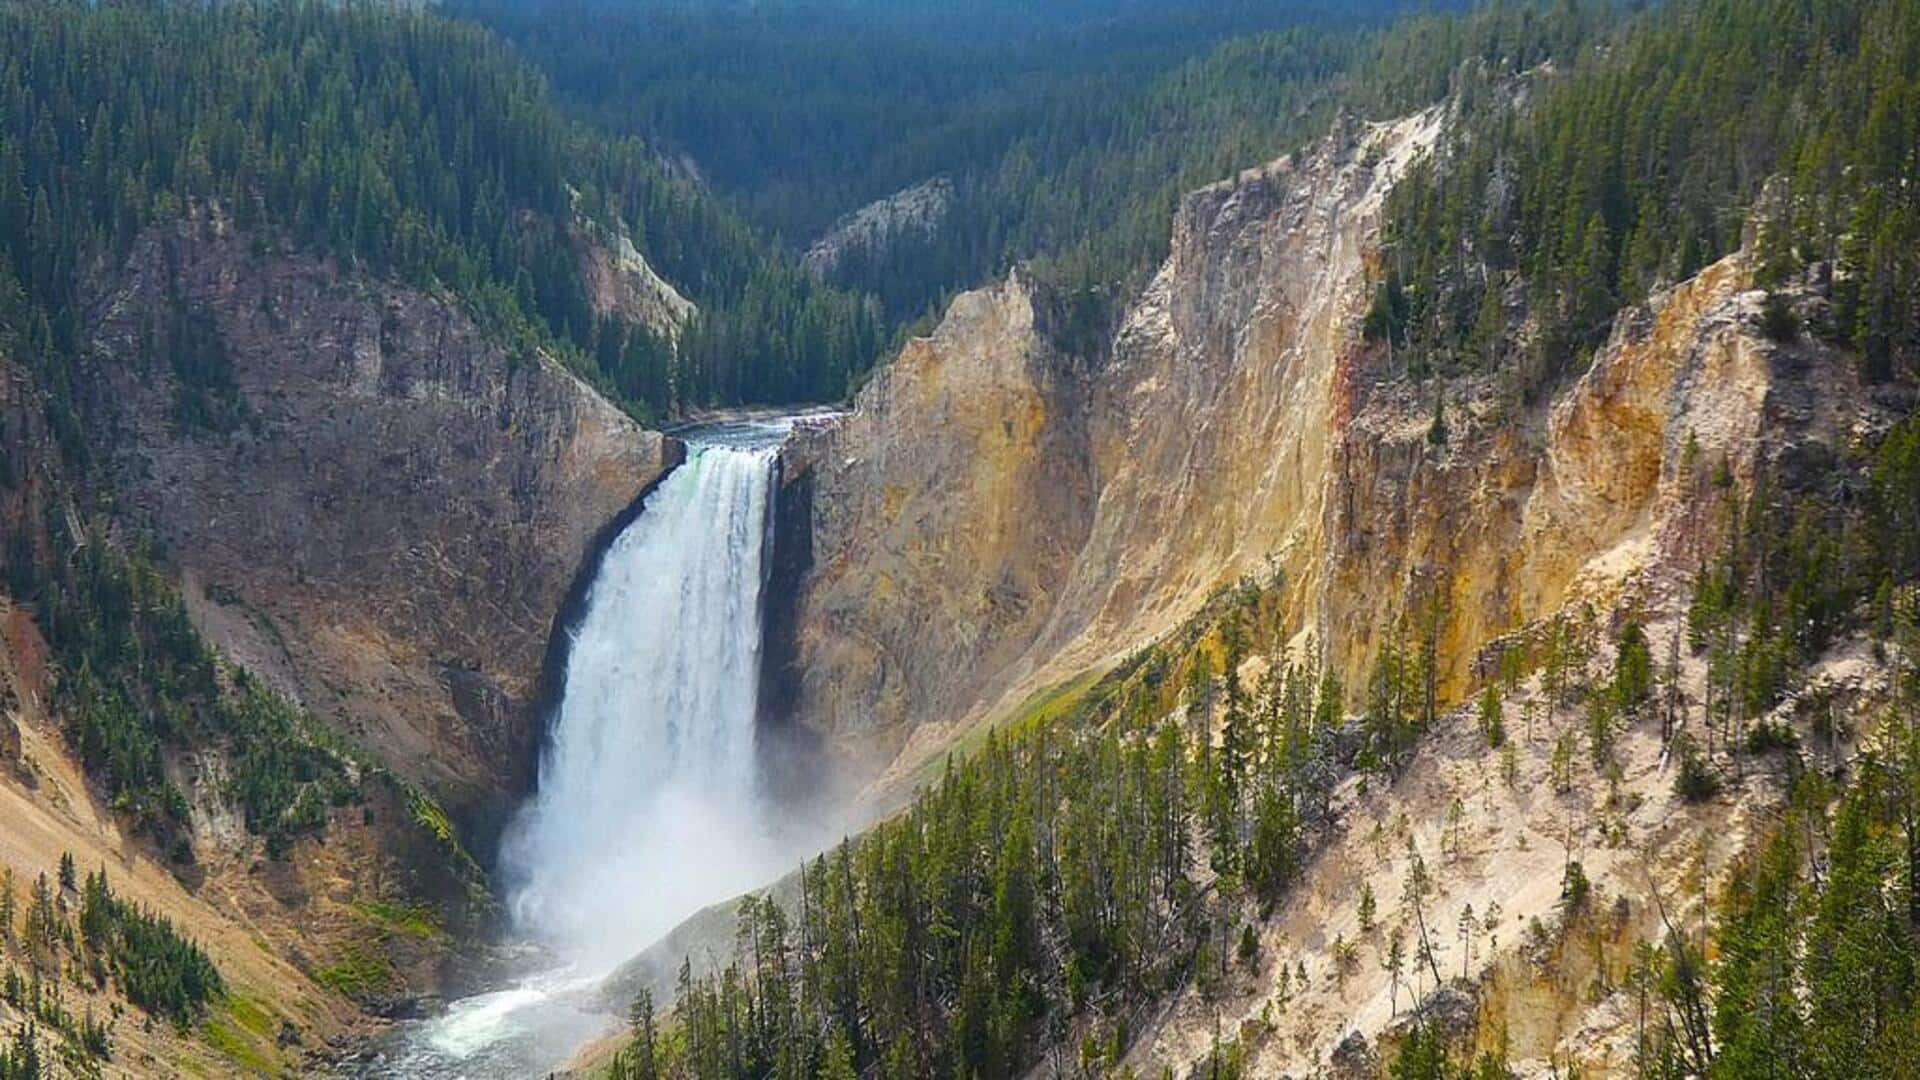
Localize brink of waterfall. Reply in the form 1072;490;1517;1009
500;422;788;969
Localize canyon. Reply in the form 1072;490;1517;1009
589;100;1896;1074
0;75;1905;1080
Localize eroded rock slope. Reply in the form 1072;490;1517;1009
80;211;678;838
761;98;1892;1076
778;104;1871;802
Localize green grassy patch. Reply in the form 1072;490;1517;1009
312;942;396;1002
351;898;445;941
225;993;276;1039
918;668;1106;785
407;789;457;847
201;999;280;1076
1003;669;1105;736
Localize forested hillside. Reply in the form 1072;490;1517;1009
466;0;1610;349
1377;0;1920;398
455;0;1412;243
0;1;878;417
0;3;737;1065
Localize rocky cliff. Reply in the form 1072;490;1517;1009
1108;241;1888;1076
801;177;954;278
778;103;1874;803
574;220;697;339
778;275;1093;770
759;100;1896;1075
780;109;1447;784
0;202;690;1069
79;210;679;843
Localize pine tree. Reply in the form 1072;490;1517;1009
623;988;658;1080
818;1029;858;1080
1613;617;1653;717
1384;927;1407;1016
1401;843;1444;992
24;875;53;959
1477;683;1504;748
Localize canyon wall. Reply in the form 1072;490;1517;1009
750;100;1883;1076
779;105;1868;795
0;203;691;1066
79;210;678;839
780;110;1444;780
1105;235;1884;1076
778;276;1094;769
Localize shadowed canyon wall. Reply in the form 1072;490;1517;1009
79;211;678;842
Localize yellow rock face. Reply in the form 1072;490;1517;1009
782;276;1094;776
1318;251;1772;703
786;104;1853;798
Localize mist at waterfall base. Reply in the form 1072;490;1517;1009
503;436;785;965
367;418;818;1078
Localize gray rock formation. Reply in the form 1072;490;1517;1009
802;177;954;278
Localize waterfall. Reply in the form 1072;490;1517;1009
501;433;784;968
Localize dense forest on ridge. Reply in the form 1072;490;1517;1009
1374;0;1920;400
464;0;1629;352
0;1;881;418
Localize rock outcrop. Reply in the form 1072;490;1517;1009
777;276;1093;769
781;110;1448;783
79;210;678;840
802;177;954;278
1030;109;1447;683
575;221;697;339
778;104;1876;806
1316;249;1802;698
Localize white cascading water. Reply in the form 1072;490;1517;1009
504;435;783;965
381;424;798;1078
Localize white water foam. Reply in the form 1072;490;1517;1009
503;438;783;967
377;421;800;1077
